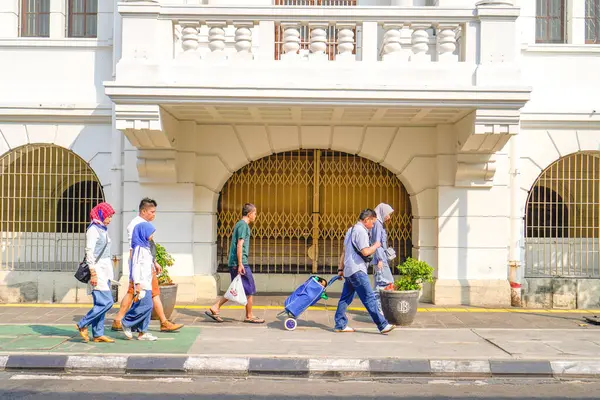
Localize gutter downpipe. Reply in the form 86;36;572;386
509;133;522;307
110;0;125;278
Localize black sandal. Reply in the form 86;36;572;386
205;310;224;323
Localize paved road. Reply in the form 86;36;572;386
0;373;599;399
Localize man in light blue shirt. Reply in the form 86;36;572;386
335;209;396;334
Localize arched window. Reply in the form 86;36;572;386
526;186;568;238
56;181;104;233
0;144;105;271
524;152;600;277
217;150;412;275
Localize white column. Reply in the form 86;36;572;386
205;21;227;62
49;0;66;38
233;22;254;61
391;0;412;5
381;23;404;61
177;21;200;61
436;24;458;62
280;23;301;61
336;24;356;62
0;1;19;37
410;24;431;61
567;0;586;44
308;23;328;61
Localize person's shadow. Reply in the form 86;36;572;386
29;325;76;337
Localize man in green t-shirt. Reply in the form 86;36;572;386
205;203;264;324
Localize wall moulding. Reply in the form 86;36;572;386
455;153;497;188
115;104;179;150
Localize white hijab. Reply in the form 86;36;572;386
374;203;394;224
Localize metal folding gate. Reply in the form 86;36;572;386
524;152;600;277
217;150;412;274
0;144;105;272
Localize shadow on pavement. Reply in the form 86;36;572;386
29;325;76;337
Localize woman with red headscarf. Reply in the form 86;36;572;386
76;202;116;343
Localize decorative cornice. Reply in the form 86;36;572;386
520;112;600;130
105;84;531;109
0;104;112;124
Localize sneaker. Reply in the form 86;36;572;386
160;320;184;332
122;325;133;340
380;324;396;334
138;332;158;341
334;326;355;333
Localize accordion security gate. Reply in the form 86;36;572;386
217;150;412;275
524;152;600;278
0;144;105;272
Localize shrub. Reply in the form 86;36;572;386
155;243;175;286
394;257;434;291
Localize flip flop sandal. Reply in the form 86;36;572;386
204;310;224;323
243;317;265;324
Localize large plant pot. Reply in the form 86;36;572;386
151;284;178;320
380;289;419;326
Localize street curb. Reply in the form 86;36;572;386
2;355;600;378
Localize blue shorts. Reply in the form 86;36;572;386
229;266;257;297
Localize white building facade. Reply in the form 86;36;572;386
0;0;598;307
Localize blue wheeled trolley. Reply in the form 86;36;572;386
278;275;340;331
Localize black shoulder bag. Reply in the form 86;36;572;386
350;226;373;264
74;238;108;284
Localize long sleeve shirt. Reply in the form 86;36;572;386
85;225;113;292
130;246;153;291
371;220;389;268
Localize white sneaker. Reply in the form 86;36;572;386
334;326;355;333
138;332;158;341
380;324;396;334
122;325;133;340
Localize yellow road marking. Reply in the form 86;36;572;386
0;303;595;313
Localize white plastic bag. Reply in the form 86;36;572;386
224;275;248;305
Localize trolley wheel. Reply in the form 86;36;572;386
284;317;297;331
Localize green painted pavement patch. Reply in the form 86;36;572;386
0;324;200;354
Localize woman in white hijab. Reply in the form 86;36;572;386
371;203;396;314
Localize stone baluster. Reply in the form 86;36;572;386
280;23;301;61
233;22;254;61
177;21;200;61
206;21;227;61
336;24;355;62
381;24;404;61
410;24;431;62
436;24;459;62
309;23;328;61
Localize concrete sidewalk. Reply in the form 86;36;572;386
0;302;599;378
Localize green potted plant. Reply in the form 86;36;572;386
380;257;434;326
151;243;178;320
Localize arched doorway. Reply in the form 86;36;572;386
0;144;105;271
524;152;600;277
217;150;412;275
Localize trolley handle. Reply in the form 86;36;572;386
327;275;341;287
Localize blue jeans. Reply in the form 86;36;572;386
122;290;153;333
334;271;389;332
78;290;114;338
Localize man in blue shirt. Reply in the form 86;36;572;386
335;209;396;334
